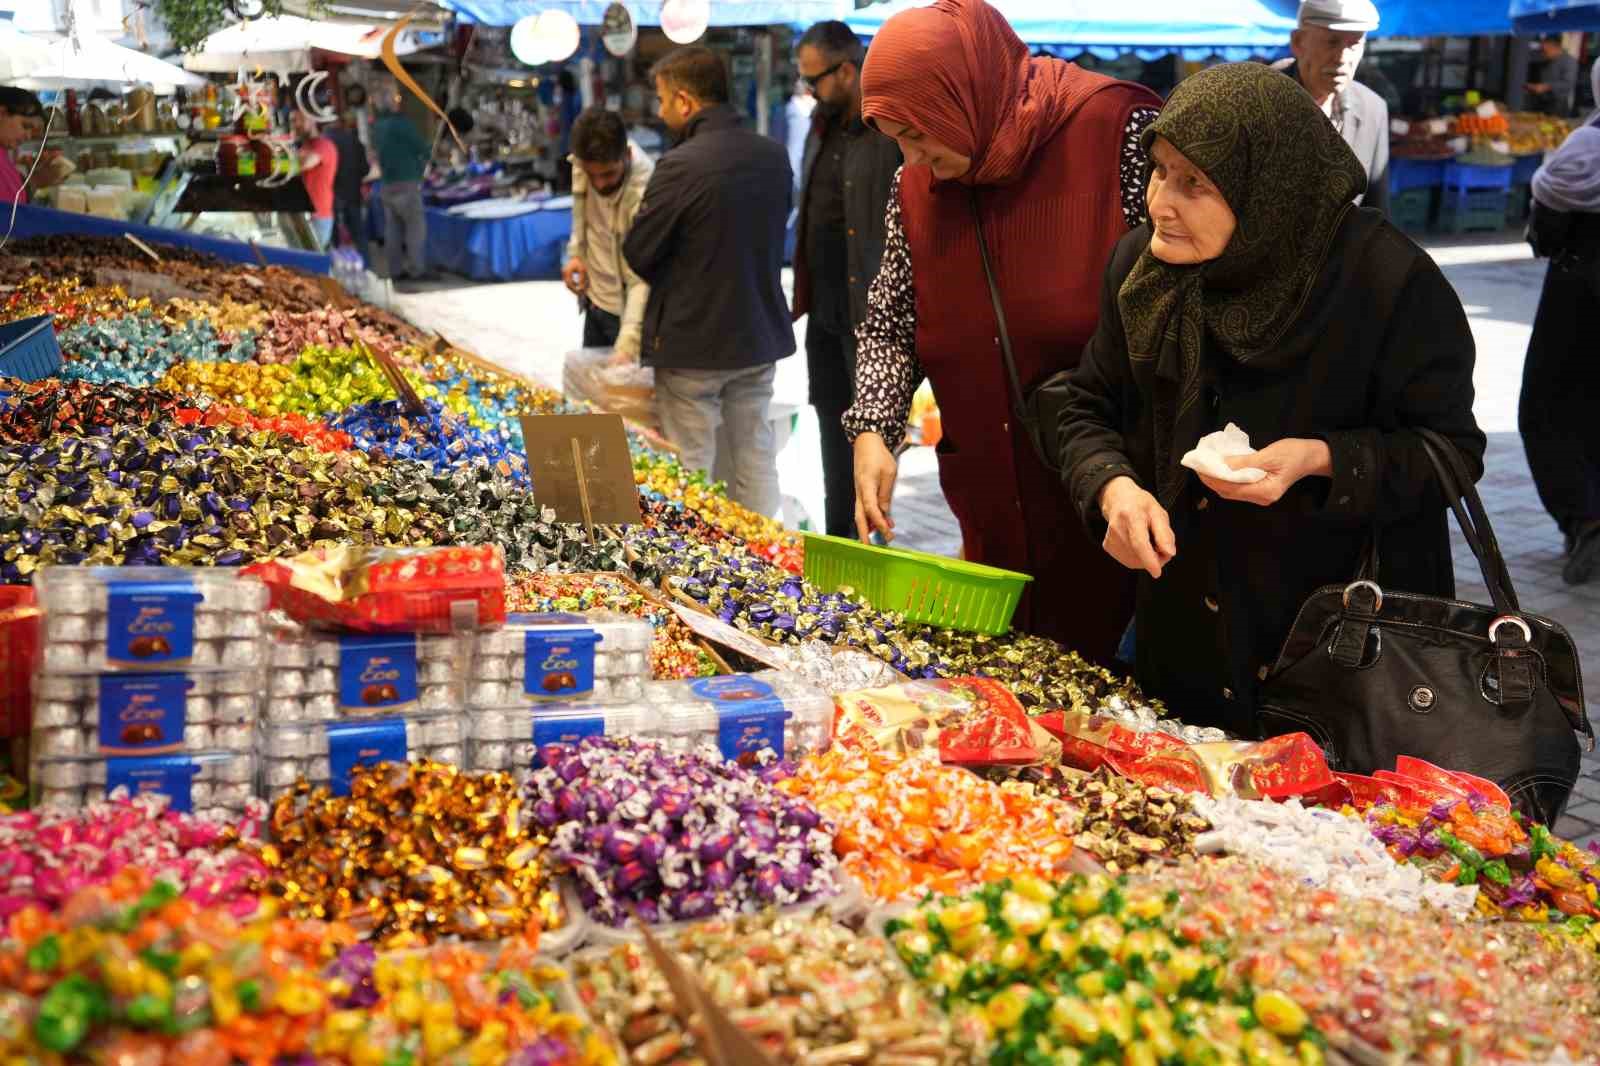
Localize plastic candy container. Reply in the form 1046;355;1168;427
30;670;260;760
466;611;653;707
642;671;833;764
259;711;466;797
32;565;269;673
468;703;646;783
28;566;269;816
30;750;257;819
265;621;464;722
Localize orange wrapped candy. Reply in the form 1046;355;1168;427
776;746;1082;902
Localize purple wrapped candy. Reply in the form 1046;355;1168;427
699;831;735;864
554;787;586;823
615;860;658;895
655;787;691;820
780;860;813;893
673;890;717;920
535;743;568;768
703;859;734;892
751;864;784;902
522;737;840;929
531;799;561;829
638;831;669;867
582;784;618;818
780;803;821;831
604;828;641;865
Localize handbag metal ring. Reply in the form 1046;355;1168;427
1489;615;1533;645
1342;580;1384;612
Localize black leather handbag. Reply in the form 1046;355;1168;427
1257;428;1593;825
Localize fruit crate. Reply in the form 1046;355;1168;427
1438;188;1511;235
1506;183;1532;226
0;314;60;382
1391;187;1435;234
802;532;1032;635
1389;158;1445;196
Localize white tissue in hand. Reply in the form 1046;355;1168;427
1180;422;1268;484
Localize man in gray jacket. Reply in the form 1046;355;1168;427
1281;0;1390;215
563;108;653;361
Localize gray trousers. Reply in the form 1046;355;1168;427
655;364;780;517
380;181;427;278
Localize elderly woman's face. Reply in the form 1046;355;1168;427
874;118;970;181
1146;137;1237;265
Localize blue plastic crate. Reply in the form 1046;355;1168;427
1389;158;1445;195
1511;153;1544;185
1438;189;1510;234
0;314;60;382
1391;187;1436;233
1443;161;1514;194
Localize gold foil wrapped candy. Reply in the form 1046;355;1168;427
255;759;564;948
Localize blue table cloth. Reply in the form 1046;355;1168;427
367;188;571;282
425;205;571;282
7;204;331;273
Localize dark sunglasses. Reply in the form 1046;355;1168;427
802;60;846;90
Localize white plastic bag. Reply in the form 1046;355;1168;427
561;347;657;428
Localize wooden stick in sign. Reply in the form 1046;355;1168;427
571;437;595;545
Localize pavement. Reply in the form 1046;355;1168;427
374;227;1600;844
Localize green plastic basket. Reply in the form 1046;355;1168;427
802;533;1033;635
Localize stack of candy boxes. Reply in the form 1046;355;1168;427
465;611;835;783
29;566;265;818
28;565;840;810
260;621;468;800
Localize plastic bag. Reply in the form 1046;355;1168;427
832;677;1046;767
561;347;657;428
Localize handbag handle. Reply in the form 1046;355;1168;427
1415;428;1521;617
969;189;1029;422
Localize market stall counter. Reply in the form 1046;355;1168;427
5;203;331;274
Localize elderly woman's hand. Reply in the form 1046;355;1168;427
1099;476;1176;578
1198;437;1332;507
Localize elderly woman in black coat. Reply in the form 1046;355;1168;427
1056;62;1484;736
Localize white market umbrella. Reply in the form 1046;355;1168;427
184;15;427;74
16;35;207;93
0;22;53;81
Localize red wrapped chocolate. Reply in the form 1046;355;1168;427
243;545;506;632
1034;710;1187;773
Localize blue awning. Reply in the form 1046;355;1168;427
1510;0;1600;32
1370;0;1513;36
446;0;848;27
844;0;1296;60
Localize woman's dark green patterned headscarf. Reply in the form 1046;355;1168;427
1118;62;1367;506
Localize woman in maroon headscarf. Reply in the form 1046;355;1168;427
842;0;1161;661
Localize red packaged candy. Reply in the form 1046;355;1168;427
243;544;506;633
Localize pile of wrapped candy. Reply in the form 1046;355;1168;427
0;871;614;1064
8;231;1600;1066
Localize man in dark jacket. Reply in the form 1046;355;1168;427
624;46;794;516
1281;0;1389;215
325;112;371;264
792;21;902;538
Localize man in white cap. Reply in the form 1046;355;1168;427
1281;0;1389;215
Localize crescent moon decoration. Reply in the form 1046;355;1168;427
383;10;465;152
300;70;338;123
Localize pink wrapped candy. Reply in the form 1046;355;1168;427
0;792;267;918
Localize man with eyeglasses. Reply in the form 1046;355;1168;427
791;20;901;539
